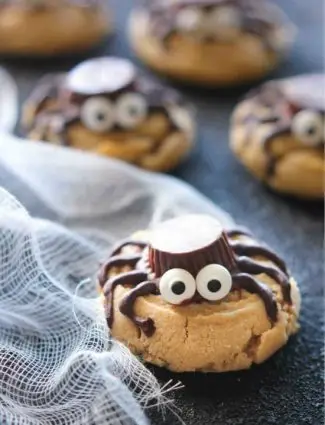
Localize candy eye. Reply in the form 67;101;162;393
196;264;232;301
167;105;194;134
205;6;241;39
81;97;115;133
291;110;324;147
159;268;196;305
175;7;205;33
115;93;148;129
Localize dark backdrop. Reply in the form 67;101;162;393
0;1;324;424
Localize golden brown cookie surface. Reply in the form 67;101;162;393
129;0;295;86
22;57;195;172
99;214;300;373
231;74;325;199
0;0;110;56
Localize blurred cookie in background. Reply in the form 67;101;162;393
0;66;18;132
230;74;325;199
22;57;196;172
0;0;111;56
128;0;296;86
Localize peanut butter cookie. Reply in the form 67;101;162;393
99;214;300;372
0;0;110;56
129;0;295;86
22;57;195;172
231;74;324;199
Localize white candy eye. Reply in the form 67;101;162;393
81;97;115;133
292;110;324;147
175;7;205;33
115;93;148;129
205;6;241;39
167;105;194;135
159;268;196;305
196;264;232;301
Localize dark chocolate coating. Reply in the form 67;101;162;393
101;226;292;336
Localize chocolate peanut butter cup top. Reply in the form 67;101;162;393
150;214;223;254
280;74;325;112
65;57;136;95
148;214;236;277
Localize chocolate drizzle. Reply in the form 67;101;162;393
231;240;287;274
235;256;290;302
99;254;142;286
103;270;148;328
242;76;325;179
120;281;159;336
232;273;277;322
146;0;288;52
110;239;147;257
263;125;291;177
100;218;293;337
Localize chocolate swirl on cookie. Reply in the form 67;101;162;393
145;0;290;51
242;74;325;178
99;215;292;337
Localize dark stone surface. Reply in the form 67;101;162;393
0;1;323;424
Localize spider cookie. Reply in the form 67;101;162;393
231;74;325;199
128;0;295;86
99;214;300;372
0;0;110;56
22;57;195;171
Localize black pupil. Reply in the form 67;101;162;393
207;280;222;293
96;112;106;121
129;106;139;116
171;281;186;295
306;126;316;135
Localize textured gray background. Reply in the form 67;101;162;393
0;1;324;424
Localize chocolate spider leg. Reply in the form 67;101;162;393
262;125;291;177
240;114;280;129
230;241;288;275
149;6;176;47
98;254;142;288
28;107;77;147
103;271;148;328
259;116;281;124
23;73;65;131
110;240;148;257
55;112;81;146
236;256;291;303
225;227;253;239
119;281;159;337
232;273;278;322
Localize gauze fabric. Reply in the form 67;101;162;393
0;134;233;424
